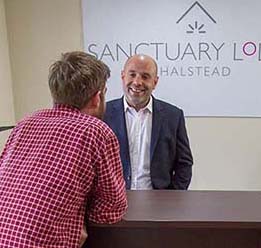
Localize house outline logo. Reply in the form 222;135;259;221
176;1;217;34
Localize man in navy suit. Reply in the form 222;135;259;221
104;54;193;190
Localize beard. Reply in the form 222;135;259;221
125;89;151;111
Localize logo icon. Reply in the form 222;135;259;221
176;1;216;34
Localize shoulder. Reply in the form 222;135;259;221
104;98;123;121
106;98;123;109
153;98;184;116
80;115;116;140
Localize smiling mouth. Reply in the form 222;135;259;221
129;87;145;94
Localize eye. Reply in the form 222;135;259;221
142;74;150;80
129;72;136;78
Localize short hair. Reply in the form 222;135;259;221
48;51;110;109
123;54;158;76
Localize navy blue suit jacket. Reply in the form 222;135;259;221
103;97;193;189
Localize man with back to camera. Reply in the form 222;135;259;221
104;54;193;190
0;51;127;247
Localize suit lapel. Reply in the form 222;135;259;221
150;98;163;161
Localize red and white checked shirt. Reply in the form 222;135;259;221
0;105;127;247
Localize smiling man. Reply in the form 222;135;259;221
104;54;193;190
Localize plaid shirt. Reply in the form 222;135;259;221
0;105;127;247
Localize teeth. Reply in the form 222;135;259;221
130;88;143;93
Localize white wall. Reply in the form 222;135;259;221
188;118;261;190
5;0;83;120
0;0;15;151
2;0;261;190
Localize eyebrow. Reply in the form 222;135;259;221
127;70;151;77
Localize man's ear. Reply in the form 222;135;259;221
153;76;159;90
89;91;101;108
121;70;125;81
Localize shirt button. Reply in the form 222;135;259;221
127;176;131;180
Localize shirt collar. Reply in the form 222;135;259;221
123;96;153;113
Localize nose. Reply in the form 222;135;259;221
133;74;142;86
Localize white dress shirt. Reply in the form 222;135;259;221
124;97;153;190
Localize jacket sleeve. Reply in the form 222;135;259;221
172;110;193;190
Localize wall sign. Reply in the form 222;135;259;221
82;0;261;116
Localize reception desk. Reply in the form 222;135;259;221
84;190;261;248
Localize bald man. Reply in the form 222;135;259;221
104;54;193;190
